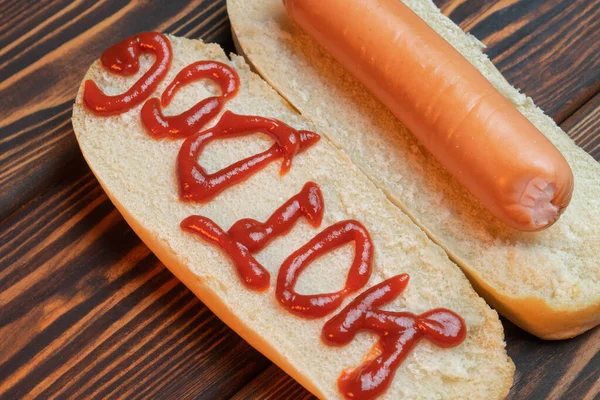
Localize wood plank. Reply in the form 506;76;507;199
561;92;600;160
0;155;269;399
0;101;79;223
435;0;600;122
505;321;600;399
231;365;314;400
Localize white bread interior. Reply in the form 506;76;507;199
72;35;514;399
227;0;600;340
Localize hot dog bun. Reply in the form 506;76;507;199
227;0;600;339
282;0;573;232
72;35;513;399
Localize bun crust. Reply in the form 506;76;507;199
72;35;514;399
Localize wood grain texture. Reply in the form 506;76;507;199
435;0;600;122
231;319;600;400
0;0;598;399
0;157;270;399
505;322;600;400
562;92;600;160
231;365;315;400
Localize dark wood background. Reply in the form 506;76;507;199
1;0;599;398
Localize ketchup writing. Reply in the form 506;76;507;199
322;274;467;400
141;61;240;139
181;182;324;291
181;215;270;291
276;220;373;319
177;111;320;203
229;182;324;252
83;32;172;115
85;32;468;400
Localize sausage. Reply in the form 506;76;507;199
283;0;574;231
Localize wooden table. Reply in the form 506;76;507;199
1;0;598;398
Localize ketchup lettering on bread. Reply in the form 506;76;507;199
181;182;324;291
322;274;467;400
85;32;469;400
283;0;574;231
277;220;373;318
177;111;320;203
83;32;172;116
141;61;240;139
181;215;271;291
229;182;325;252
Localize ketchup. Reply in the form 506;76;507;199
141;61;240;139
181;182;325;291
83;32;172;115
85;33;469;400
229;182;324;252
177;111;320;203
276;220;373;319
322;274;467;400
181;215;270;291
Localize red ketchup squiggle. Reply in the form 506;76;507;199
83;32;172;115
181;215;270;291
276;220;373;319
181;182;325;291
177;110;320;203
141;61;240;139
322;274;467;400
229;182;325;252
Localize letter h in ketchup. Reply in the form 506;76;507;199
322;274;467;400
